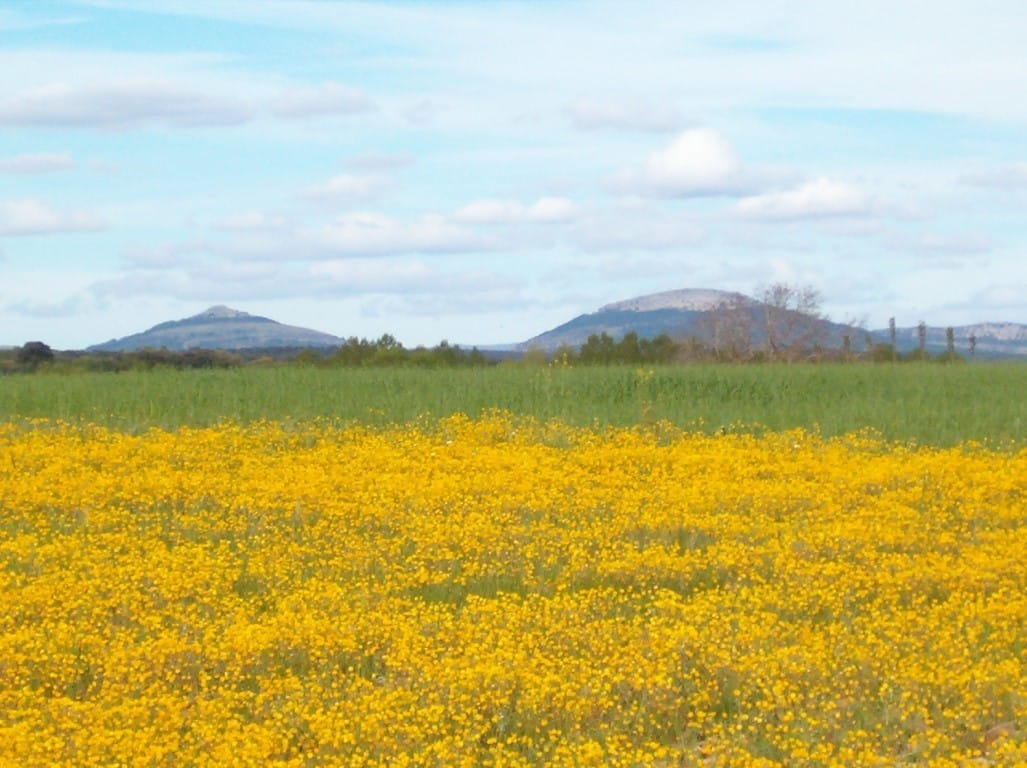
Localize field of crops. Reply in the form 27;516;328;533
3;363;1027;444
2;400;1026;765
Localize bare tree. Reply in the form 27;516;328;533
756;283;825;361
700;293;754;360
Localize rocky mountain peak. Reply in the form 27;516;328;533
598;289;749;313
197;305;252;319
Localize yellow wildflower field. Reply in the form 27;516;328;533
1;414;1025;767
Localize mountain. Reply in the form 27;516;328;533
88;306;343;352
519;288;860;352
518;288;1027;359
519;289;748;350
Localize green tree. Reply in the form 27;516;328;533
16;341;55;369
578;333;617;364
616;332;643;364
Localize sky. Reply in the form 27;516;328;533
2;0;1026;349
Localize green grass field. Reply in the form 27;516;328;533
2;362;1025;445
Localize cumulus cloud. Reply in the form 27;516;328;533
734;178;871;220
454;197;577;225
303;174;393;204
566;99;682;132
960;163;1027;188
270;82;375;118
644;129;743;193
614;128;756;197
0;199;105;235
0;152;74;173
0;81;252;129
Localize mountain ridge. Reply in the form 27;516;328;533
81;291;1027;359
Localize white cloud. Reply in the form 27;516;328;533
8;293;93;319
120;208;493;265
911;233;992;255
614;128;755;197
645;129;742;194
0;152;74;173
454;200;524;224
88;255;514;312
566;99;682;132
735;178;871;220
571;204;704;252
270;82;375;118
530;197;578;223
52;0;1027;122
454;197;577;225
404;98;443;125
122;239;207;268
0;78;375;130
310;258;434;286
310;211;483;256
304;174;392;204
380;283;530;318
0;81;252;129
213;211;290;233
963;282;1027;315
961;163;1027;189
0;199;105;236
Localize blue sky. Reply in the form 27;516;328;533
2;0;1026;348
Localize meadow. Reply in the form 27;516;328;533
1;364;1026;765
2;362;1026;444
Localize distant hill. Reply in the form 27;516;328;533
88;306;343;352
518;288;1027;359
519;289;745;350
519;288;862;352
